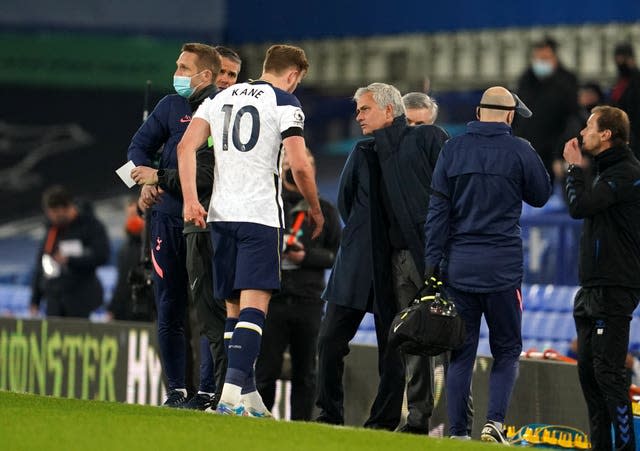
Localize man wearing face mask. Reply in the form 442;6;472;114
127;43;221;408
424;87;551;442
130;47;243;411
513;37;580;183
610;42;640;159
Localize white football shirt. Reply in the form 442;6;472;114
194;81;305;228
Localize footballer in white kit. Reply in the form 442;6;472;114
195;80;305;229
177;44;323;417
193;80;305;298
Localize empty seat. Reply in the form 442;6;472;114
538;312;575;341
630;324;640;350
522;284;543;311
359;313;376;331
521;311;546;340
477;338;491;357
543;285;578;312
351;330;378;347
479;317;489;338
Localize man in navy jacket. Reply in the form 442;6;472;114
317;83;449;431
127;43;221;407
424;86;551;443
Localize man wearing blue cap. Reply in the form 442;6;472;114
423;86;552;443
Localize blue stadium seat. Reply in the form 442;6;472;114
97;266;118;304
477;338;491;357
537;312;575;341
479;317;489;338
630;323;640;351
359;313;376;331
542;285;577;312
538;284;559;311
522;284;543;311
0;284;31;317
351;330;377;346
521;311;546;339
11;286;31;309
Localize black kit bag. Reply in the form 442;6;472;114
388;293;465;356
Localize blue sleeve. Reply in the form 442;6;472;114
127;96;172;165
520;141;552;208
424;151;450;269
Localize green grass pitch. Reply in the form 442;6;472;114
0;390;500;450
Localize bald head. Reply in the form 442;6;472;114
478;86;516;124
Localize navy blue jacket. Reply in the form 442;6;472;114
323;116;449;315
127;94;196;218
424;121;551;293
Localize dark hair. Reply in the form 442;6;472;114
215;46;242;67
263;45;309;75
533;36;558;54
42;185;73;209
581;81;603;97
614;42;635;58
591;105;630;147
181;43;222;76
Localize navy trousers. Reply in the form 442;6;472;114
445;286;522;436
150;211;190;391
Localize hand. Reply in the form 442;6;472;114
52;251;68;266
563;138;584;167
29;304;40;317
131;166;159;185
139;185;161;209
415;266;444;303
284;238;305;263
183;200;207;229
308;206;324;240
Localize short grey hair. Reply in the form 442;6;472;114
354;83;405;118
402;92;439;122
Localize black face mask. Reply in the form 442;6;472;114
617;62;632;77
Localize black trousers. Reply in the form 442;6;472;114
185;230;227;397
255;299;323;420
575;286;639;451
391;250;434;431
315;301;405;430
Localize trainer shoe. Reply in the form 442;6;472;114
450;435;472;440
481;421;510;445
245;406;273;418
163;389;188;408
180;393;216;411
215;401;246;416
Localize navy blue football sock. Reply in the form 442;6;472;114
225;308;265;389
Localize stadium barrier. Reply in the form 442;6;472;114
338;345;590;437
0;317;165;405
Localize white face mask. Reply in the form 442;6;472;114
532;60;554;79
